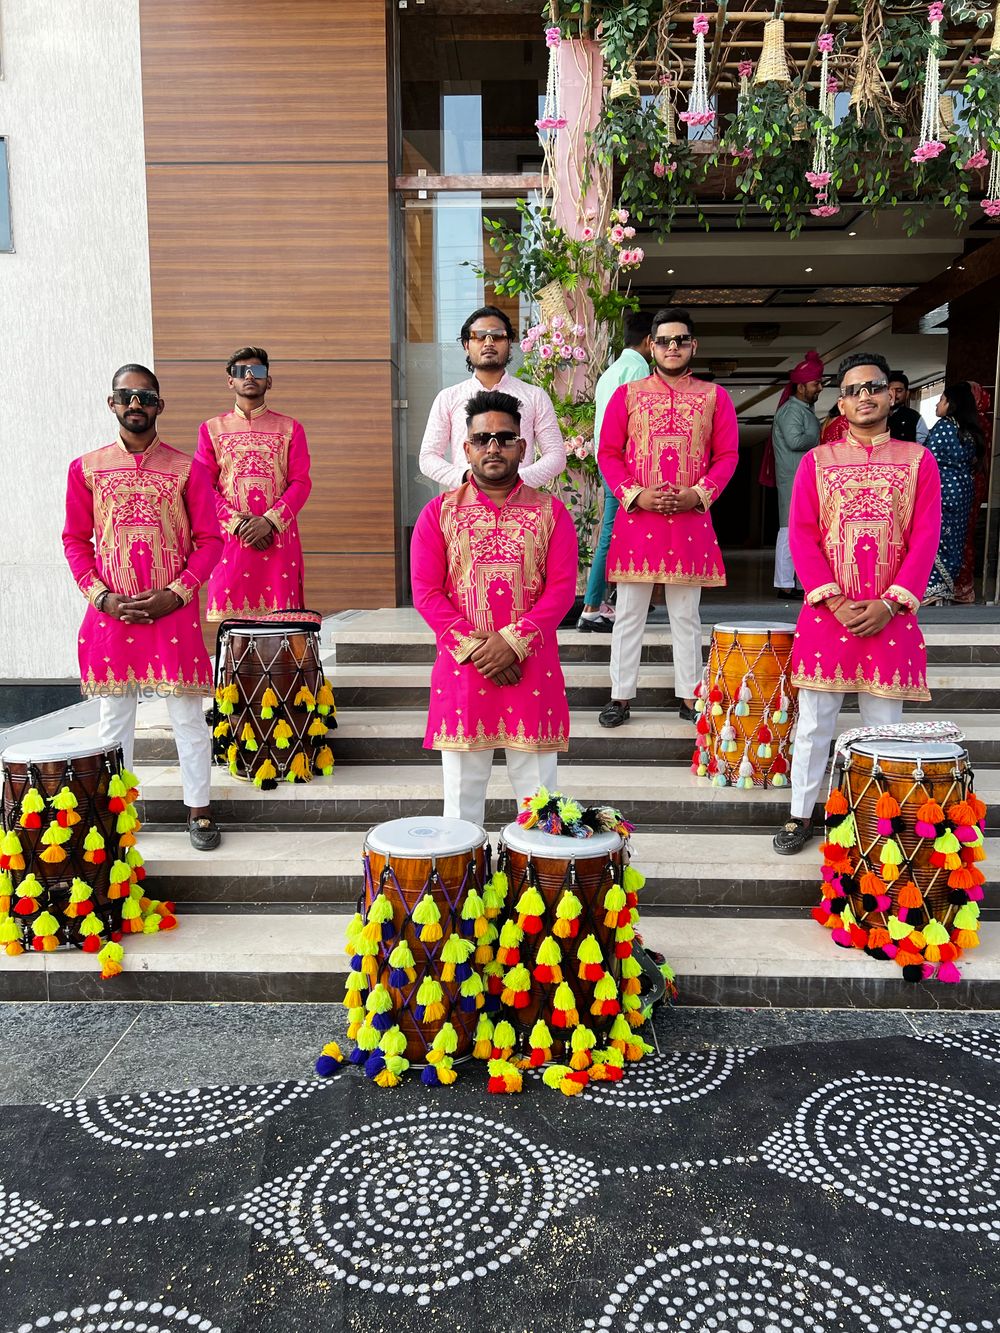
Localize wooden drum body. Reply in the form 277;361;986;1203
496;824;642;1046
354;817;490;1064
1;738;134;950
818;738;989;977
697;622;798;788
213;619;335;786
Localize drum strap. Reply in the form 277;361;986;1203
833;721;964;769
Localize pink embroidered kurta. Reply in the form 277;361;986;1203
788;433;942;700
63;438;223;694
598;373;739;585
411;481;578;752
195;405;312;621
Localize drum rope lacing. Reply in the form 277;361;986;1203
707;630;794;786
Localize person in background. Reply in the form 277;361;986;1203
577;309;652;632
770;350;824;598
820;403;846;444
888;370;929;444
419;306;566;491
923;381;984;605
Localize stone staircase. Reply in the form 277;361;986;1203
6;608;1000;1007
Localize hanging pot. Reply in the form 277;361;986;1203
535;280;572;325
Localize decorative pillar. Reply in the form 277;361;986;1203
551;38;609;237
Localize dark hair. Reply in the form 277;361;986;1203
623;308;651;348
942;381;986;460
226;346;269;374
465;389;522;430
651;306;695;337
112;363;160;395
838;352;891;386
888;369;909;389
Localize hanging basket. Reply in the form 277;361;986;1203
789;89;808;140
754;19;792;85
535;280;571;325
658;95;678;144
609;64;640;101
938;94;957;135
991;5;1000;57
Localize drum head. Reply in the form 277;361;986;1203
713;622;797;634
2;734;119;765
225;625;314;639
366;816;486;858
501;821;622;858
848;739;966;763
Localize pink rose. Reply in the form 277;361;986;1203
572;346;587;362
623;226;636;238
982;199;1000;218
809;204;841;218
818;33;835;53
520;338;533;353
738;60;753;79
616;208;629;224
552;329;564;345
545;25;561;47
632;247;644;264
559;344;573;360
911;140;946;164
581;226;595;240
618;249;631;266
610;225;626;243
963;149;989;171
574;445;589;460
693;13;710;35
571;323;586;337
539;344;554;360
805;170;832;189
551;315;565;330
653;161;666;178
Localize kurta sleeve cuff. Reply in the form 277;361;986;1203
692;482;713;513
81;575;111;606
227;512;245;536
619;483;644;512
498;622;538;662
167;577;196;606
884;583;920;614
806;583;842;607
444;624;479;664
264;506;288;534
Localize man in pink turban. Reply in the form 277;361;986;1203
770;350;825;597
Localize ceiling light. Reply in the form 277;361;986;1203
848;230;857;236
667;268;675;274
805;266;813;273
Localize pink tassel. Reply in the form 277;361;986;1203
876;894;892;913
883;942;899;959
936;961;962;984
914;819;937;839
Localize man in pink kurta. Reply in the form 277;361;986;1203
598;307;739;727
773;353;941;855
63;365;224;849
195;346;312;621
411;389;578;825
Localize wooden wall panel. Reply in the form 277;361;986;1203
304;554;398;612
146;164;390;361
139;0;388;163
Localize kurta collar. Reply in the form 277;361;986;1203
650;367;695;390
116;433;160;458
469;477;525;510
846;427;891;448
232;402;270;421
470;369;516;393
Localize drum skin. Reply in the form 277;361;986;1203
704;624;797;787
217;626;325;780
498;838;625;1035
362;840;488;1063
839;744;973;922
1;747;126;942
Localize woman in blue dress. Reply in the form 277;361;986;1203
922;381;984;605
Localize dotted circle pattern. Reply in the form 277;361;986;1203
5;1288;220;1333
46;1081;322;1157
758;1073;1000;1235
579;1047;756;1112
0;1184;51;1260
239;1105;598;1305
913;1030;1000;1066
580;1231;995;1333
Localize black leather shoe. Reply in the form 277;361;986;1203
189;816;222;851
598;700;631;728
775;588;799;599
678;702;696;722
772;818;813;856
577;613;614;634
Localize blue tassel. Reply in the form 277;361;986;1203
350;955;363;972
483;994;501;1013
364;1051;386;1078
454;962;473;982
371;1012;394;1033
421;1065;440;1085
460;919;475;938
459;995;478;1012
315;1055;341;1078
380;921;395;940
388;968;410;988
414;1004;427;1022
349;1046;367;1065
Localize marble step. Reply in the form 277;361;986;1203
6;911;999;1008
132;761;1000;830
332;617;1000;666
134;827;1000;910
132;707;1000;766
312;662;1000;713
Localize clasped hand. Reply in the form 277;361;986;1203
636;484;699;516
104;589;183;624
831;598;894;638
469;631;522;686
237;514;276;551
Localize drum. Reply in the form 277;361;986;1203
495;823;642;1049
695;622;798;788
213;617;336;787
817;737;989;979
348;817;492;1071
0;737;146;958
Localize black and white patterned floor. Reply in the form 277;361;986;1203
1;1023;999;1332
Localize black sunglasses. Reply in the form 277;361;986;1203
468;431;522;449
840;378;889;399
230;364;268;379
653;334;693;348
112;388;159;407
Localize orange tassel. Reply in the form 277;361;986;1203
947;800;978;827
968;793;988;823
875;792;901;819
825;788;849;817
867;927;890;948
896;880;923;909
915;799;944;825
859;871;884;898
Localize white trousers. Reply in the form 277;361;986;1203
98;692;213;809
790;689;904;819
610;581;703;701
773;527;799;590
440;749;559;827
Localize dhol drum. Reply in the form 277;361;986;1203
695;622;798;788
493;823;646;1056
0;736;166;972
212;614;336;787
344;817;494;1084
817;736;989;981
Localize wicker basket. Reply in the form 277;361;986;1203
658;95;678;143
754;19;791;85
609;64;640;101
991;4;1000;57
938;93;956;135
535;279;571;325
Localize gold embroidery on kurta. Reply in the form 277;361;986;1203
625;377;717;489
